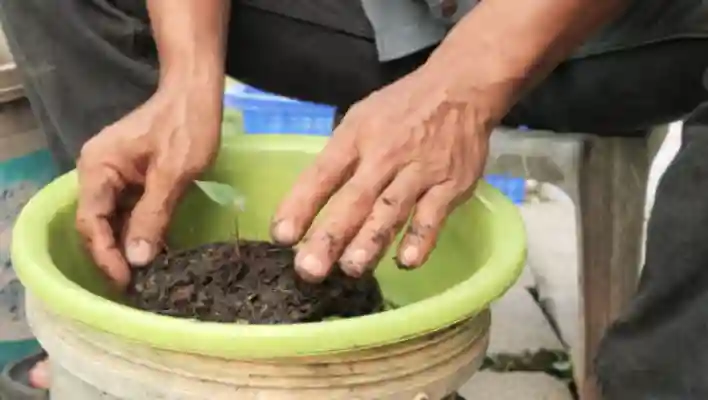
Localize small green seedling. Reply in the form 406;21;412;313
194;180;246;255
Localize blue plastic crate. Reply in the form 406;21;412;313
224;83;336;136
484;175;526;205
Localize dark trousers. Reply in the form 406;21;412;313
2;1;708;398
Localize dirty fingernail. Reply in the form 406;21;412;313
273;220;296;243
341;249;368;277
400;245;419;266
344;248;369;265
126;239;153;266
298;254;325;277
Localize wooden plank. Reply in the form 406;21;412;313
577;136;648;399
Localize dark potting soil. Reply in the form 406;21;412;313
126;240;384;324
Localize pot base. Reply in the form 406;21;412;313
27;294;490;400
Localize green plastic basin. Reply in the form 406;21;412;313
11;135;526;359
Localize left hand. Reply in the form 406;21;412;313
270;66;497;282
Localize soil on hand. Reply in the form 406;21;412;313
126;240;384;324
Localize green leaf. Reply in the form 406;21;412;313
194;180;246;211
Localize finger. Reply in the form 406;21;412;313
396;184;458;269
339;167;425;277
76;166;130;287
271;133;358;245
111;185;143;245
294;163;396;282
123;166;188;266
28;360;50;389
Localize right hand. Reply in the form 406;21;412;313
75;87;222;288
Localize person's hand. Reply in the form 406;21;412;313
75;87;222;288
271;67;497;282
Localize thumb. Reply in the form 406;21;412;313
123;168;187;266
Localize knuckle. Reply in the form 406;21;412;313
78;141;99;165
366;150;400;171
154;157;209;184
373;200;408;229
150;164;186;187
369;227;394;248
307;161;333;182
424;201;451;225
79;128;113;161
75;217;92;238
426;160;455;183
342;101;367;121
406;223;434;240
436;181;465;199
392;213;409;232
345;184;377;209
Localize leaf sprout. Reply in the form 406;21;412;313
194;180;246;256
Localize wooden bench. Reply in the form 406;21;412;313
488;126;669;400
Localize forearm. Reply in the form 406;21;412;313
147;0;230;92
424;0;630;124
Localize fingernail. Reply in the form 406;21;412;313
344;248;369;265
273;220;296;243
299;254;325;277
341;249;368;277
126;239;153;266
400;245;419;266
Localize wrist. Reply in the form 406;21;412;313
148;0;229;94
159;56;225;92
152;62;224;134
415;58;513;134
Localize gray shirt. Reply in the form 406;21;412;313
361;0;708;61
